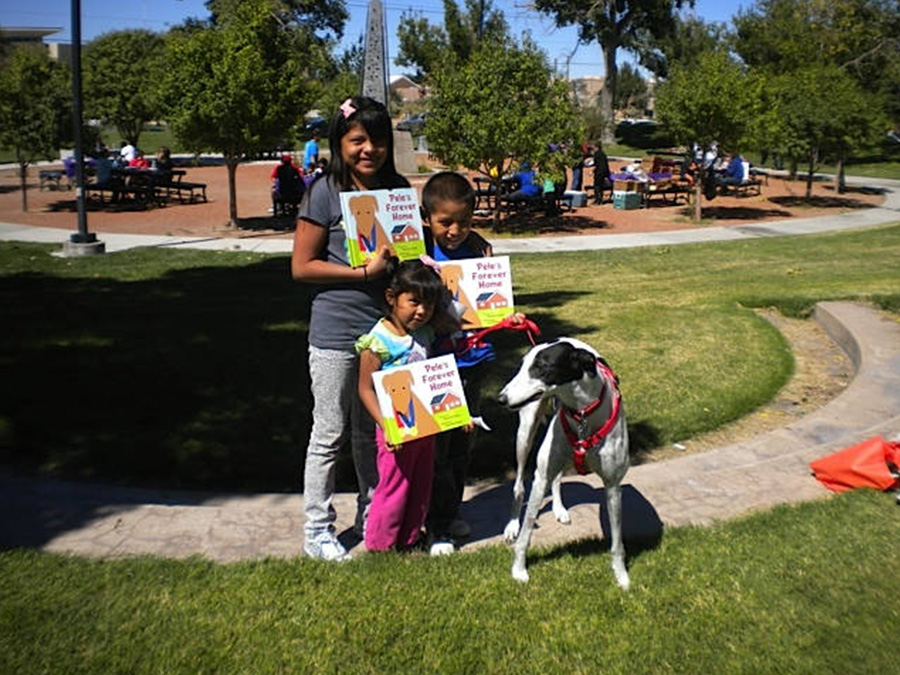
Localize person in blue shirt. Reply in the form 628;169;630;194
419;171;528;555
714;152;746;188
503;161;542;206
303;129;320;174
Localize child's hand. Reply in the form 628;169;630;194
386;441;403;453
462;422;475;433
508;312;527;325
366;246;392;280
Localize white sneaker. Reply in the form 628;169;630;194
429;540;455;556
304;530;351;562
448;518;471;539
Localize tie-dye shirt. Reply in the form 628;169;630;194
355;318;434;371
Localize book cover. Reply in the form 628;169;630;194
439;255;515;330
339;188;426;267
372;354;471;446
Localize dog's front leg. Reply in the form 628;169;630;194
512;430;565;583
505;399;545;542
604;484;630;590
550;472;570;525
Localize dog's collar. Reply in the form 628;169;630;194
558;359;621;475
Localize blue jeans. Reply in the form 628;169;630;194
303;345;377;536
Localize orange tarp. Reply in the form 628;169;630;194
810;436;900;493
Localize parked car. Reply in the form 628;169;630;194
395;113;429;134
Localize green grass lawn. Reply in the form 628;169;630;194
2;225;899;491
1;489;898;674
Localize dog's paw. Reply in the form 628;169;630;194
552;505;571;525
503;520;520;542
511;564;530;583
612;562;630;591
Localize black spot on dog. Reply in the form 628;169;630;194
528;342;597;386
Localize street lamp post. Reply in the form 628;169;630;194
63;0;104;256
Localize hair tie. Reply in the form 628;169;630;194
419;254;442;276
340;99;356;119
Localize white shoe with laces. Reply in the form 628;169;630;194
304;530;351;562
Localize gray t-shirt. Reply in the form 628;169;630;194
298;174;409;350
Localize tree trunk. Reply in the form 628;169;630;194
806;151;815;201
693;168;703;222
226;155;239;228
599;41;618;146
836;156;846;194
19;162;28;212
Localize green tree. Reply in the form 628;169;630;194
428;39;582;227
82;30;166;148
642;14;729;80
733;0;900;123
0;46;71;212
655;51;755;221
160;0;312;227
534;0;691;144
309;40;362;127
395;0;508;81
760;65;884;199
613;62;648;115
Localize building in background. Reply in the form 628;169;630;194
0;27;70;64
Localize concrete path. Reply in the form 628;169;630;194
1;177;899;562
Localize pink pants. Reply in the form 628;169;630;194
365;427;435;551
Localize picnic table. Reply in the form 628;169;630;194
85;167;207;208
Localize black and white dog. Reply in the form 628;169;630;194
498;338;630;588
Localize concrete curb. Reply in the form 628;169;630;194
2;302;897;561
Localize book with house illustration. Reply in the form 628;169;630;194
438;255;515;330
372;354;472;446
339;188;426;267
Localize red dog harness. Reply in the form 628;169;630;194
558;360;622;475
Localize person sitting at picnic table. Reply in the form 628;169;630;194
119;141;137;164
271;153;305;215
713;152;745;188
129;150;151;169
155;147;174;177
503;161;542;205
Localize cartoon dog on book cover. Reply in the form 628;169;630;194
439;264;480;329
381;368;442;439
348;194;393;258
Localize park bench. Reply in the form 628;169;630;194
155;170;208;204
38;170;66;191
643;180;693;208
721;177;763;197
85;181;155;207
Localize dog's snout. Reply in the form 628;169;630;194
497;391;509;407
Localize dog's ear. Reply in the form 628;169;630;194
574;348;598;378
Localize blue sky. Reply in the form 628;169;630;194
1;0;749;80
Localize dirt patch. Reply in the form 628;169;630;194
0;162;886;241
648;308;853;462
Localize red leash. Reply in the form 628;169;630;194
459;315;541;354
558;360;622;475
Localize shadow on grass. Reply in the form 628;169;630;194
2;254;598;496
0;256;318;493
461;482;663;564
